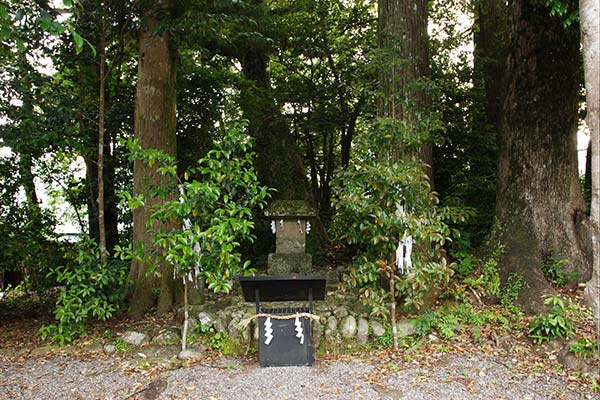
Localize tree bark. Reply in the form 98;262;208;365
579;0;600;349
378;0;433;184
129;0;178;317
495;0;592;313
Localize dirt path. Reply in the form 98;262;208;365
0;350;597;400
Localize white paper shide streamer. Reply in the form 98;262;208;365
396;236;414;274
271;220;277;234
264;317;274;345
294;316;304;344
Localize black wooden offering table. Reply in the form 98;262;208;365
239;275;326;367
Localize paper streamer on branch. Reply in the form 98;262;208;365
396;236;414;274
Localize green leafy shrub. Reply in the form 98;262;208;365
542;257;578;288
415;309;437;337
124;121;270;295
39;238;128;344
528;295;575;344
123;121;270;350
210;332;227;350
570;338;598;359
333;123;474;315
414;302;517;340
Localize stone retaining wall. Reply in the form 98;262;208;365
186;289;416;351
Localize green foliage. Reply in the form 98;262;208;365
0;156;65;290
464;245;503;297
528;295;575;344
542;257;578;288
542;0;579;27
123;121;270;294
415;309;437;337
39;238;128;344
195;322;227;350
500;273;525;310
570;338;598;359
414;303;519;340
430;0;498;245
334;115;474;315
374;324;394;349
113;338;131;353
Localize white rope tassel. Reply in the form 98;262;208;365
294;316;304;345
264;317;274;345
271;220;277;234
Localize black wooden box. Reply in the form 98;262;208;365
239;276;326;367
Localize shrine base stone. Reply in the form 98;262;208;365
268;253;312;275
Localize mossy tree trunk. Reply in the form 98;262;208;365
495;0;592;313
129;0;179;317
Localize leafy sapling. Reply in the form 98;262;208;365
124;121;270;351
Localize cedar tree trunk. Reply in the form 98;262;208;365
378;0;433;184
129;0;178;316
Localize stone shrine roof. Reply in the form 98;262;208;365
264;200;317;218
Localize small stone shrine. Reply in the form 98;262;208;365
264;200;316;275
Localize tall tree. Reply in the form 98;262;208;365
236;3;308;202
473;0;509;135
579;0;599;349
431;0;502;244
378;0;433;182
73;0;128;252
270;0;374;224
495;0;591;313
129;0;178;316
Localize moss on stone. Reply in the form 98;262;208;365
264;200;317;218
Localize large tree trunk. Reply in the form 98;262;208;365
129;0;178;316
378;0;433;183
579;0;600;341
495;0;592;313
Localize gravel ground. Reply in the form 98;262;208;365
0;352;597;400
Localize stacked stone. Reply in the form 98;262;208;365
186;290;417;351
